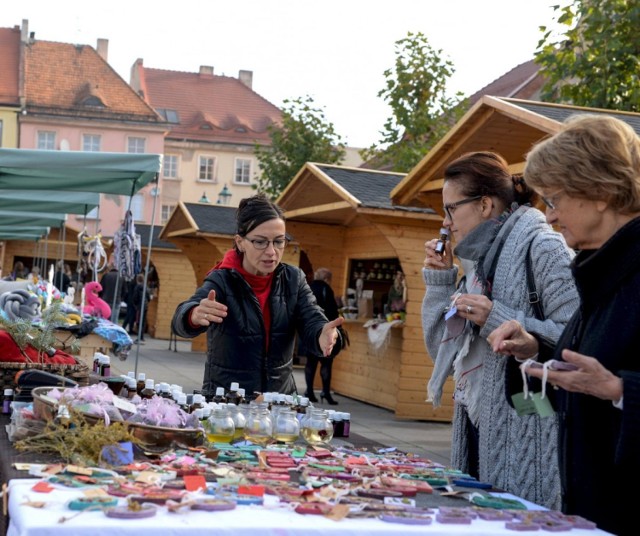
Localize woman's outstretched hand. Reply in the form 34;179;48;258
319;317;344;357
190;289;228;326
488;319;539;359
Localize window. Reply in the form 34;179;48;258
37;131;56;150
198;156;216;182
161;204;176;224
163;154;178;179
130;194;144;221
157;109;180;123
127;137;146;153
83;134;101;152
234;158;252;184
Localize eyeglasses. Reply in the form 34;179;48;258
244;237;289;250
540;190;564;211
443;195;483;221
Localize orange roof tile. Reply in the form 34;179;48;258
140;66;282;144
25;39;161;122
0;26;20;106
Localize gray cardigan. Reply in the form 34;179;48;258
422;207;579;510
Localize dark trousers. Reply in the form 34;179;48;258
122;305;136;333
465;410;480;480
304;354;334;395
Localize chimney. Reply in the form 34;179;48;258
239;70;253;89
20;19;30;44
96;38;108;61
199;65;214;78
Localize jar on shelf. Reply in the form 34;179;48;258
244;403;273;446
301;409;334;446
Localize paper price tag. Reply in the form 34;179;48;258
112;396;137;414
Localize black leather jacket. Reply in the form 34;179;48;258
172;263;327;398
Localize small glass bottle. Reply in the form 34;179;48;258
191;393;205;414
272;408;300;444
125;377;138;399
205;405;235;445
2;388;14;415
342;412;351;438
236;387;246;406
244;403;273;446
332;411;344;438
100;355;111;377
226;403;246;440
301;409;334;446
435;227;450;257
177;393;190;413
212;387;227;404
140;379;156;399
226;382;241;405
136;372;146;395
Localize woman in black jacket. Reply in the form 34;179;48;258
172;193;343;400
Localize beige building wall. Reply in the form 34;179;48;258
0;108;19;147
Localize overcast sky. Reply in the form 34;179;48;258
2;1;563;148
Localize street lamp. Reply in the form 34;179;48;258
199;191;210;203
217;184;232;205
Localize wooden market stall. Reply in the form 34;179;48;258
277;163;446;420
158;202;301;352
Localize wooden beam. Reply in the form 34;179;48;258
284;201;352;219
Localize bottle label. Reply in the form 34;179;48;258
2;399;11;414
342;421;350;437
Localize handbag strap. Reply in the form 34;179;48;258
526;240;545;321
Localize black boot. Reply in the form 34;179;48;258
320;392;338;405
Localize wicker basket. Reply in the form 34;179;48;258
0;359;91;391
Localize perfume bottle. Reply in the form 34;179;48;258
435;227;450;257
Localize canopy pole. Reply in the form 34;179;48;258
133;175;158;377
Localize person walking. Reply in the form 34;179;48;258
171;193;342;400
99;262;123;323
301;268;340;405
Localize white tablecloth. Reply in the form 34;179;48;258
7;479;613;536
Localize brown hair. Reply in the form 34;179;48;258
234;193;286;253
444;151;536;209
525;114;640;213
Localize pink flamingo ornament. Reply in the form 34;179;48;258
83;281;111;319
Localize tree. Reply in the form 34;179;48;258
254;96;345;198
362;32;466;173
536;0;640;111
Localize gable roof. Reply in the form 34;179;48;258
467;60;544;107
159;201;238;240
277;163;436;226
0;26;20;106
390;96;640;209
24;38;162;122
134;63;282;145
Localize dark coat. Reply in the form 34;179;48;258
99;269;122;309
552;216;640;536
172;263;327;398
298;279;338;357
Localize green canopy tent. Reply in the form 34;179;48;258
0;149;160;195
0;210;66;227
0;190;100;215
0;148;163;374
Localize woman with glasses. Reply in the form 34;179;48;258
172;193;343;400
422;151;578;509
488;115;640;536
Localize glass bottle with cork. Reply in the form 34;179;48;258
212;387;227;404
140;379;156;399
136;372;146;395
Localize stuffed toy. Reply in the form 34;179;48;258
83;281;111;319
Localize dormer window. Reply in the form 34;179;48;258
82;96;105;107
235;127;247;133
158;109;180;123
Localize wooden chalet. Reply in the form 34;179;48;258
277;163;443;419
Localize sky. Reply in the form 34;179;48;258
2;1;563;149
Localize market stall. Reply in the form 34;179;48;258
276;164;447;420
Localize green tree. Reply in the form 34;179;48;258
254;96;345;198
536;0;640;110
362;32;466;173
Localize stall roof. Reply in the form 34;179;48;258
0;148;161;195
390;96;640;209
277;163;437;225
159;202;238;240
0;209;65;227
0;189;100;214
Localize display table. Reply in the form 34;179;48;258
52;332;112;368
5;479;613;536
